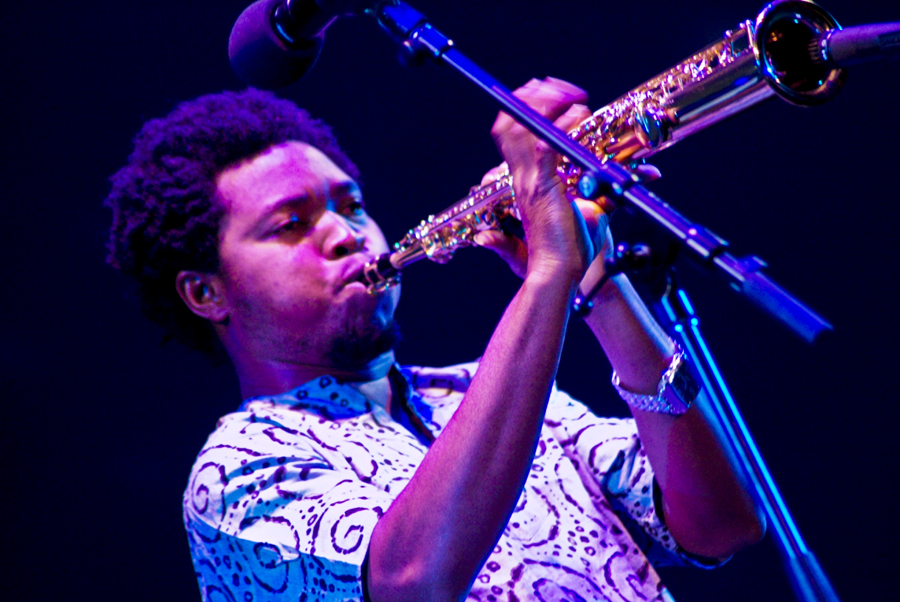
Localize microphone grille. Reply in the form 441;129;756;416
228;0;323;89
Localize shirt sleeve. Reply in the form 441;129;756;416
545;387;726;569
183;408;396;601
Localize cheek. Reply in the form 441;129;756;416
221;247;330;310
229;270;335;332
364;223;391;254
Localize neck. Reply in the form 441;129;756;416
232;349;396;400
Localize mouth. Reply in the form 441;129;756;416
341;256;374;289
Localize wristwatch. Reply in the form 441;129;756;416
611;348;700;415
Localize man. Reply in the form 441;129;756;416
106;80;763;602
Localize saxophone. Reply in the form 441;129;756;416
360;0;846;292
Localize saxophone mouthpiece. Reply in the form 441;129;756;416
359;253;401;294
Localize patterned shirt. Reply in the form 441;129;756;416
183;362;718;602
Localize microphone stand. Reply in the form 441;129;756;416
364;2;842;600
630;250;841;602
658;273;841;602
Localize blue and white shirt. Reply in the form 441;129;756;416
184;362;718;602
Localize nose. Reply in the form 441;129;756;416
321;211;366;259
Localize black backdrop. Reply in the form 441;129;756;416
4;1;899;600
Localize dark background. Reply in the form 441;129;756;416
3;1;898;600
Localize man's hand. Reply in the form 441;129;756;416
474;158;612;281
476;83;661;298
485;77;597;288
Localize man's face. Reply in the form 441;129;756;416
212;141;399;368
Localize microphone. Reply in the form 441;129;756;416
810;22;900;68
229;0;376;88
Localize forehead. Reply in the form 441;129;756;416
215;141;353;215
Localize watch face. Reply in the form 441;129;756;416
613;350;700;415
672;364;700;403
671;362;700;405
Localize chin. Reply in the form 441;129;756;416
327;318;401;369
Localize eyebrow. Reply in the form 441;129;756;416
330;180;362;198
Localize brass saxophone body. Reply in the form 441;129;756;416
361;0;845;292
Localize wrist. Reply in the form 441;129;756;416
612;344;700;415
573;273;618;313
525;256;586;291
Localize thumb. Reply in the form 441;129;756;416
474;230;528;279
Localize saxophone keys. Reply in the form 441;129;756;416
633;106;668;149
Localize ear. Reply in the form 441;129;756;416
175;270;229;324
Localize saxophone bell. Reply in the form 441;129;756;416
754;0;846;106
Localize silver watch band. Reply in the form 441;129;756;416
611;348;700;415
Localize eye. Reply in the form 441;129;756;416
273;213;309;236
341;199;367;222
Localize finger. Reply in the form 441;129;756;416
553;103;592;134
514;78;588;123
573;199;603;235
479;163;508;187
473;230;528;279
580;224;615;290
573;199;610;244
492;77;588;136
567;190;617;216
544;76;588;97
633;163;662;182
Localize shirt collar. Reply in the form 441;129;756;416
237;364;436;422
239;373;376;420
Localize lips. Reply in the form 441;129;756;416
341;255;374;288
